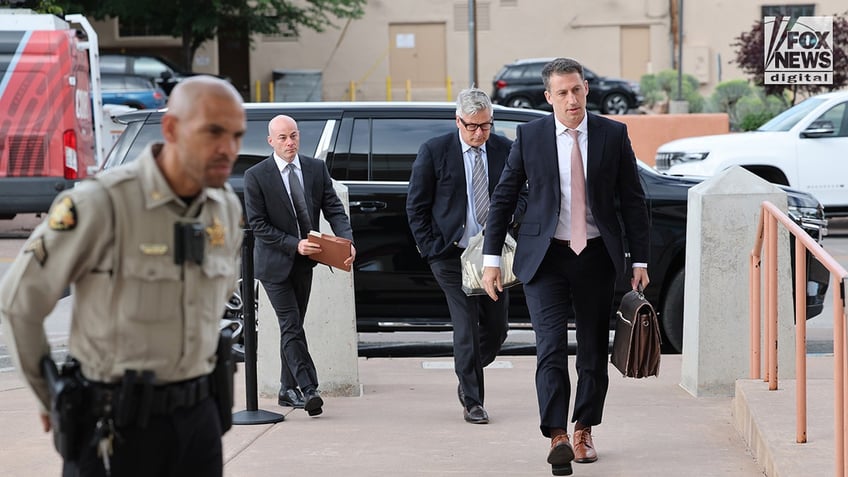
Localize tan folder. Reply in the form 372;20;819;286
307;231;353;272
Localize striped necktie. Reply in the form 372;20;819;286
471;147;489;226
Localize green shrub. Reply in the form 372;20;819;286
640;69;705;112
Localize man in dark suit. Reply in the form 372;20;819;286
481;58;650;476
407;88;524;425
244;114;355;417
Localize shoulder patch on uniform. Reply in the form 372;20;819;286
47;197;77;231
24;237;48;266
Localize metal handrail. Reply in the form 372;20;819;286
750;201;848;476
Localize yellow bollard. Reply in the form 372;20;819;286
386;76;392;101
446;76;452;101
255;80;261;102
269;82;274;102
350;81;356;101
406;79;411;101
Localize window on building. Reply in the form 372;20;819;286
762;4;815;18
118;19;170;37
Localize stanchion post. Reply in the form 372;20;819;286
232;228;285;425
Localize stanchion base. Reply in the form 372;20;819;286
232;409;286;425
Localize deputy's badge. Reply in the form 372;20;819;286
47;197;77;231
206;217;225;247
24;237;48;266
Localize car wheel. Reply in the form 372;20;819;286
507;96;533;109
661;268;685;353
601;93;629;115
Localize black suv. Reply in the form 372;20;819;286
492;58;644;115
104;102;827;352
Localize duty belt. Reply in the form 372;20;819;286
88;374;212;419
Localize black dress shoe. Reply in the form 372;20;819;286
457;384;466;408
463;405;489;424
278;388;305;409
303;389;324;416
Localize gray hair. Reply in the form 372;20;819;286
455;88;493;117
542;57;585;91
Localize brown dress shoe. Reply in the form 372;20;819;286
547;434;574;476
573;428;598;463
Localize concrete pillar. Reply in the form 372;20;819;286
257;181;360;398
680;166;795;397
668;100;690;114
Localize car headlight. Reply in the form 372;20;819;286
787;204;828;242
654;152;709;170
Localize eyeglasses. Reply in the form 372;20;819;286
458;117;494;132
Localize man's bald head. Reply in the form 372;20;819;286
158;75;246;196
267;114;301;162
166;76;243;119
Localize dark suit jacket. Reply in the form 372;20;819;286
406;131;522;263
483;112;649;281
244;154;354;282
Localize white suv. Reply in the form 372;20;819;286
655;91;848;217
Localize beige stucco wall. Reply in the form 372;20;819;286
249;0;674;103
91;17;220;76
90;0;847;102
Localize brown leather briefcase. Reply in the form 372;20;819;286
610;287;661;378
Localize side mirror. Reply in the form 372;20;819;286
160;71;173;80
801;120;835;138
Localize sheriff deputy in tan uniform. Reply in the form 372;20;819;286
0;76;246;477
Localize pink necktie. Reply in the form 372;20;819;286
568;129;587;254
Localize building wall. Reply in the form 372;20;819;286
91;17;220;75
90;1;846;102
249;0;674;102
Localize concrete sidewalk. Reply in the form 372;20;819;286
5;352;825;477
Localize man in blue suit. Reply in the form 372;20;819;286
481;58;650;476
407;88;524;425
244;115;355;417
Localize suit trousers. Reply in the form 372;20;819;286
429;257;509;409
261;257;319;393
523;238;615;437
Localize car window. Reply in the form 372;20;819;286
239;118;324;158
492;119;526;141
759;97;826;132
125;76;155;90
100;56;126;74
347;118;370;180
119;117;325;169
133;57;172;78
371;118;456;181
501;65;525;80
809;103;848;137
521;63;545;81
100;75;125;90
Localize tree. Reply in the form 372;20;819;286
0;0;64;14
733;13;848;104
57;0;365;70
